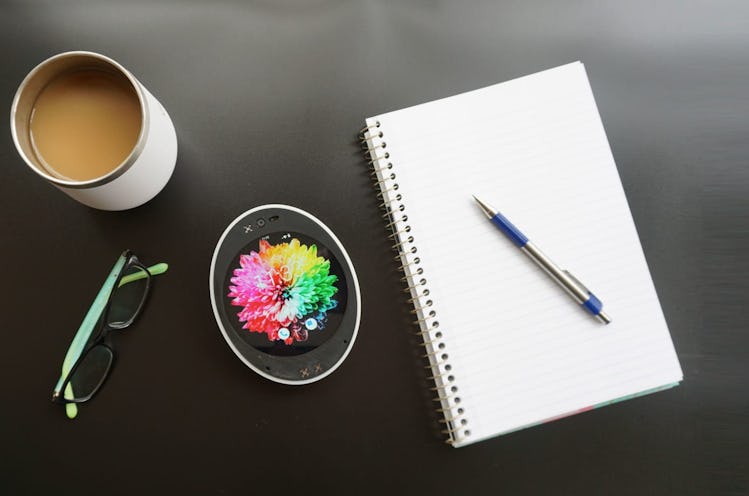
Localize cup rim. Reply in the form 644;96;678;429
10;50;150;190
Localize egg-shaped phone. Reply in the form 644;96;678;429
210;205;360;385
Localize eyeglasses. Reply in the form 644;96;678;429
52;250;167;419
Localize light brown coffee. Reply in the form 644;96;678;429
29;69;142;181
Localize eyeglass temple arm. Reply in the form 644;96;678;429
118;262;168;287
55;262;168;419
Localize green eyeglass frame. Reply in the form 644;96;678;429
52;250;167;419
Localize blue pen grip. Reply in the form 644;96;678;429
582;292;603;316
491;212;529;247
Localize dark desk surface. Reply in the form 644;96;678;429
2;2;746;495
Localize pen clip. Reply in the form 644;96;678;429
562;270;590;294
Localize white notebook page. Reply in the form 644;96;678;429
365;62;682;447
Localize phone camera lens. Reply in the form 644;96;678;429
257;218;266;228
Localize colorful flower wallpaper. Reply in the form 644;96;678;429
228;238;339;345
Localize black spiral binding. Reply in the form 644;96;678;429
359;121;470;446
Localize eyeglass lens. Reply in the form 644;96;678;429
107;263;150;328
64;345;113;402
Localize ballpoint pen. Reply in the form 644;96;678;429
473;195;611;324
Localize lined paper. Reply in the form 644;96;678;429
365;62;682;447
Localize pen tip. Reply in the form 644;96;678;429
472;195;496;219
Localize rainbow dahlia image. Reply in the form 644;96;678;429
228;238;339;344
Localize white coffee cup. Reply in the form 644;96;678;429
10;51;177;211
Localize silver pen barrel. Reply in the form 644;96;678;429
520;242;589;304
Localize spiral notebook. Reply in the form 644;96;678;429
361;62;683;448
